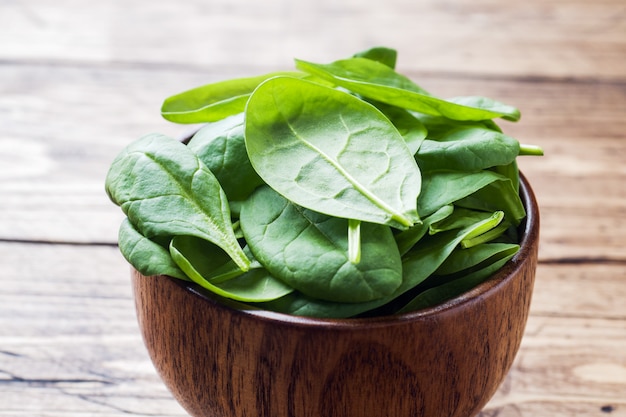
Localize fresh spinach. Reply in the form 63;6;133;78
106;46;542;317
169;236;293;302
415;127;520;172
294;58;520;121
117;218;188;280
244;76;421;229
260;211;507;318
187;114;264;202
397;243;519;313
240;186;403;303
105;134;250;271
161;71;305;123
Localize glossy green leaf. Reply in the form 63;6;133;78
412;113;503;139
161;71;304;123
415;127;520;172
375;102;427;155
352;46;397;68
240;186;403;303
105;134;250;271
417;170;507;217
260;213;498;317
245;76;421;229
187;114;264;201
461;223;511;249
295;58;520;121
170;236;293;302
397;245;519;312
429;208;503;236
492;160;520;193
456;177;526;226
118;218;187;280
435;243;520;276
394;204;454;256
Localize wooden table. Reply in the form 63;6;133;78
1;0;624;415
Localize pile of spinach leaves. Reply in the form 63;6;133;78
105;47;542;318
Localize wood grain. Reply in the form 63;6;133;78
131;194;538;417
1;0;625;415
1;0;624;80
0;242;187;416
123;183;531;417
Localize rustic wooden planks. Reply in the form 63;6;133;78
1;243;624;415
1;0;625;414
1;0;624;79
0;242;187;416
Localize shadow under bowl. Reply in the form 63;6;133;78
131;173;540;417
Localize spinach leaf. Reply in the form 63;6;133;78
187;114;264;201
352;46;398;68
296;57;430;96
492;160;520;193
415;127;520;172
240;186;403;303
107;47;543;318
428;208;503;236
245;76;421;229
260;213;500;317
417;170;507;217
461;222;511;249
412;113;503;139
394;204;454;256
434;242;520;276
105;134;250;271
118;218;187;280
161;71;304;123
397;244;519;312
170;235;293;302
295;58;520;121
374;102;427;155
456;177;526;226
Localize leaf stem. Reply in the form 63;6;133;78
348;219;362;264
519;144;544;156
461;223;510;248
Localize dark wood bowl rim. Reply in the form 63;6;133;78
162;169;539;329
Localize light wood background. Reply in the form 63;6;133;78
1;0;625;415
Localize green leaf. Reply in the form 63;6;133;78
428;208;503;236
352;46;398;68
161;71;304;123
434;243;520;276
461;223;511;249
295;58;520;121
397;244;519;312
415;127;520;172
245;76;421;229
394;204;454;256
417;170;507;217
374;102;427;155
456;177;526;226
412;114;503;139
240;186;403;303
105;133;250;271
259;212;498;317
187;114;264;201
170;236;293;302
118;218;188;280
492;160;520;193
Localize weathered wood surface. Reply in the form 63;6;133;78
1;0;625;415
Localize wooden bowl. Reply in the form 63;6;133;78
131;173;539;417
